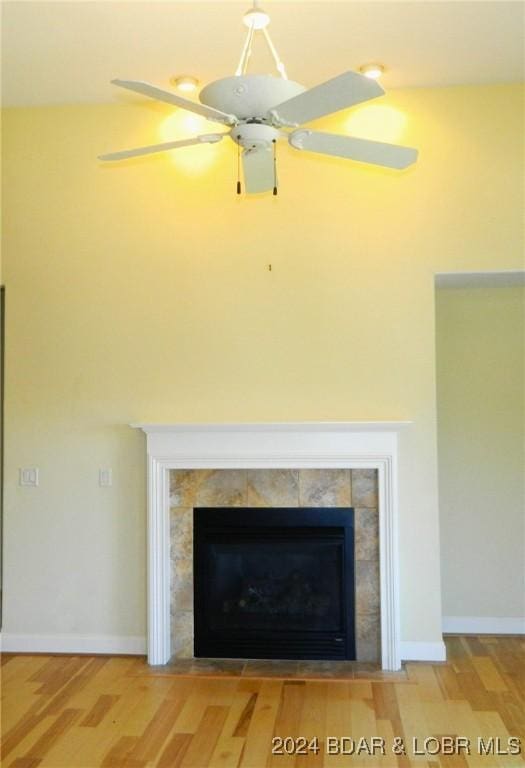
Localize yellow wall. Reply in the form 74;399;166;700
436;284;525;620
2;83;524;647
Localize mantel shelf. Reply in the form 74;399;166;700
130;421;412;434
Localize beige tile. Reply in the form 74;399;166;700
351;469;378;508
195;469;247;507
165;657;194;671
354;507;379;561
355;560;380;615
299;469;351;507
169;469;212;507
190;659;246;676
246;469;299;507
243;660;300;678
170;507;193;560
296;660;355;679
173;581;193;612
164;658;246;676
356;612;381;663
354;665;398;680
171;611;194;658
171;557;193;611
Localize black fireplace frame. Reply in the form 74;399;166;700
193;507;355;660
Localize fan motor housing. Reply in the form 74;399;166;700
231;122;281;150
200;74;305;121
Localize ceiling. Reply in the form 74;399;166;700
2;1;524;107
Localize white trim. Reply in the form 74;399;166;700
443;616;525;635
131;421;411;434
0;633;146;655
132;422;408;671
400;641;447;662
435;270;525;288
147;454;172;667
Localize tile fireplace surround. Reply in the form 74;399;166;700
132;422;408;670
170;468;379;662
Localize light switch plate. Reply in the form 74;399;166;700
19;467;39;487
99;468;113;487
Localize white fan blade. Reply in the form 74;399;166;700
99;133;224;161
242;147;275;193
111;79;237;125
289;129;418;169
268;71;383;127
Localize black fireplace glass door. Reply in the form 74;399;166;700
194;507;355;660
208;536;344;633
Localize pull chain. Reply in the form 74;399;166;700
236;139;242;194
272;139;278;196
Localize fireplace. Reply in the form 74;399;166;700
193;507;355;660
132;421;406;669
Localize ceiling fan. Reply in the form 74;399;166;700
99;2;418;194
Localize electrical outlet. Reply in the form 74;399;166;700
99;468;113;487
19;467;39;487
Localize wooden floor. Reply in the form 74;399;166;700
1;636;524;767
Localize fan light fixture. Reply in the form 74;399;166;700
172;75;199;92
100;6;418;195
359;63;385;80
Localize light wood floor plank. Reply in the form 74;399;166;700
471;657;508;693
268;682;305;768
295;682;327;768
240;680;283;768
181;705;229;767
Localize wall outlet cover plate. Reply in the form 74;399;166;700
19;467;39;487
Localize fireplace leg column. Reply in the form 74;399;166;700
147;456;171;665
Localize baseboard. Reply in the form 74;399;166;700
399;640;447;662
443;616;525;635
0;632;146;655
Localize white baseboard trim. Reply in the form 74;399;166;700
399;640;447;662
0;633;146;655
443;616;525;635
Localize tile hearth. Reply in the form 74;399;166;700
169;468;380;663
157;656;409;681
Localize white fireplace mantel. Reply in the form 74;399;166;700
132;421;410;670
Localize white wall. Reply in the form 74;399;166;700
436;282;525;633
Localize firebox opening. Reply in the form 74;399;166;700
193;507;355;660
